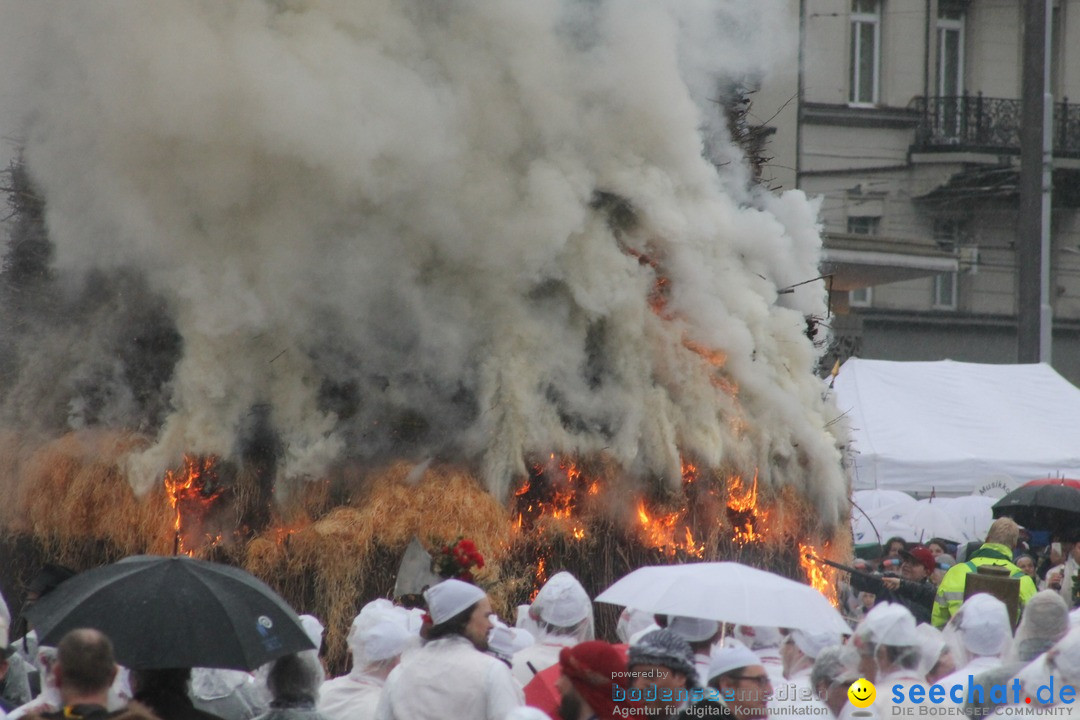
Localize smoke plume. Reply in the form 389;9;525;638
0;0;847;526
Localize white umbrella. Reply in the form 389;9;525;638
851;489;918;513
851;504;916;546
932;496;995;543
594;562;850;635
860;501;966;545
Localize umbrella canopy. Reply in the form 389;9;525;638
992;478;1080;535
25;555;314;670
935;496;995;543
595;562;849;635
851;490;919;514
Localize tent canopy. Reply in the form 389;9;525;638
832;358;1080;495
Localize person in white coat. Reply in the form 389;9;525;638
510;573;592;685
842;602;925;720
772;629;836;716
375;579;523;720
319;601;415;720
935;594;1011;695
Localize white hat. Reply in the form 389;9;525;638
957;594;1010;657
347;599;417;664
789;629;840;660
530;572;591;627
358;620;414;662
857;603;918;647
299;614;325;648
707;639;762;682
424;579;486;625
668;616;720;643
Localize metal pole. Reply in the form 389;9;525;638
1039;0;1054;363
1018;0;1051;363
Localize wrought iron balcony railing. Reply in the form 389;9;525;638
912;94;1080;157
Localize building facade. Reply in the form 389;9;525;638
754;0;1080;383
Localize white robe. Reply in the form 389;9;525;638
511;636;576;685
375;636;523;720
318;672;384;720
935;656;1004;702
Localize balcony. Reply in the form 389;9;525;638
911;94;1080;158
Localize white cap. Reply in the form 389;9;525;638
424;579;486;625
668;616;720;643
530;572;591;627
359;620;414;662
708;639;762;682
857;603;918;647
347;599;417;664
790;629;840;660
299;614;324;648
957;594;1010;657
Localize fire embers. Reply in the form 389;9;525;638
513;456;774;562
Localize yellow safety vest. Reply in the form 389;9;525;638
931;542;1037;628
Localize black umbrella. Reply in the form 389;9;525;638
992;478;1080;536
25;555;314;670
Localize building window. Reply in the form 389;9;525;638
933;217;966;249
933;272;958;310
847;216;881;235
850;0;881;105
936;5;965;137
850;287;873;307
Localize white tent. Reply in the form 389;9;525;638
832;358;1080;495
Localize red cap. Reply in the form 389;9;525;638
899;545;936;574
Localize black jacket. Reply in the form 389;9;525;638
850;571;936;624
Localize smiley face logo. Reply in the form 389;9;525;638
848;678;876;708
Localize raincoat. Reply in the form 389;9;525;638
374;636;523;720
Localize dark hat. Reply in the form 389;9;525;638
899;545;935;574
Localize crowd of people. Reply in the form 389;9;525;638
3;516;1080;720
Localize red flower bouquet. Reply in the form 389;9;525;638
433;537;486;582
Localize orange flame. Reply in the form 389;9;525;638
799;542;839;607
163;455;224;556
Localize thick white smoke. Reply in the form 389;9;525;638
0;0;847;526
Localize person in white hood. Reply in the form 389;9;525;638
319;601;415;720
772;629;837;716
375;579;523;720
843;602;924;720
936;594;1012;694
510;572;592;685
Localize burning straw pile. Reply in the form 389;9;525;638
0;1;855;675
0;430;849;673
